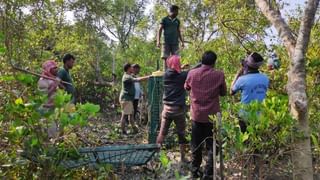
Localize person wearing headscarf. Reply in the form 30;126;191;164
231;52;270;130
38;60;61;108
38;60;62;139
230;52;269;179
156;55;189;163
231;52;269;109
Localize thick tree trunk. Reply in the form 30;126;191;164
254;0;296;56
255;0;319;179
288;0;319;179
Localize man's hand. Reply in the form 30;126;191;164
237;67;244;77
181;64;190;69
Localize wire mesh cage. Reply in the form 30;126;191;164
61;144;160;169
147;76;163;143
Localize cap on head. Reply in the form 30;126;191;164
246;52;264;69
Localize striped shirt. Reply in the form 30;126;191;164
184;65;227;123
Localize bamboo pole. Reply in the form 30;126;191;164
10;60;72;85
213;120;217;180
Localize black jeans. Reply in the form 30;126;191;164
191;121;214;176
133;99;139;120
239;119;247;133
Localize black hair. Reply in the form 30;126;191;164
132;64;140;68
170;5;179;12
63;53;75;64
251;52;264;62
123;63;132;72
201;50;217;66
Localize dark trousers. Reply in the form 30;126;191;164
239;119;247;133
133;99;139;120
191;121;214;176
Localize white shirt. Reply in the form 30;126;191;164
134;81;142;100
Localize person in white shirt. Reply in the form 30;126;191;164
132;64;143;121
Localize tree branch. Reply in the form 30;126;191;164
255;0;296;57
293;0;320;63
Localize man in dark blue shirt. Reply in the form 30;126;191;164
157;5;184;70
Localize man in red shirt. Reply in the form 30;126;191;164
185;51;227;179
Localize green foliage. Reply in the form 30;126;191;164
159;150;171;170
221;95;295;164
0;32;5;55
0;80;100;178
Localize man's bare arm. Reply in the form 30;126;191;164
178;27;184;48
157;25;164;48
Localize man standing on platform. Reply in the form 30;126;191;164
157;5;184;70
185;51;227;179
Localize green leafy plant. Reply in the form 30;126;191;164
159;150;171;171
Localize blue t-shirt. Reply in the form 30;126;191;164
232;72;269;104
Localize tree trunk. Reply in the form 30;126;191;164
255;0;320;179
287;0;319;179
254;0;296;56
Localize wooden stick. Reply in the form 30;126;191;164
213;120;217;180
10;61;72;85
218;112;224;180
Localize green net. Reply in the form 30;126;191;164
62;144;160;168
147;76;163;143
22;144;160;169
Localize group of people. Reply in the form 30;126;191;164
118;63;148;134
153;51;269;179
35;4;270;179
118;4;269;179
37;54;76;138
38;53;76;108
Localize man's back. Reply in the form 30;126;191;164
163;69;188;106
232;72;269;104
57;67;74;95
120;73;135;101
185;65;227;122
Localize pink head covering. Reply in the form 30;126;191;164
166;55;181;73
42;60;58;77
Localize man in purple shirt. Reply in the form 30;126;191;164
185;51;227;179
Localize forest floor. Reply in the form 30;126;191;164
77;111;318;180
